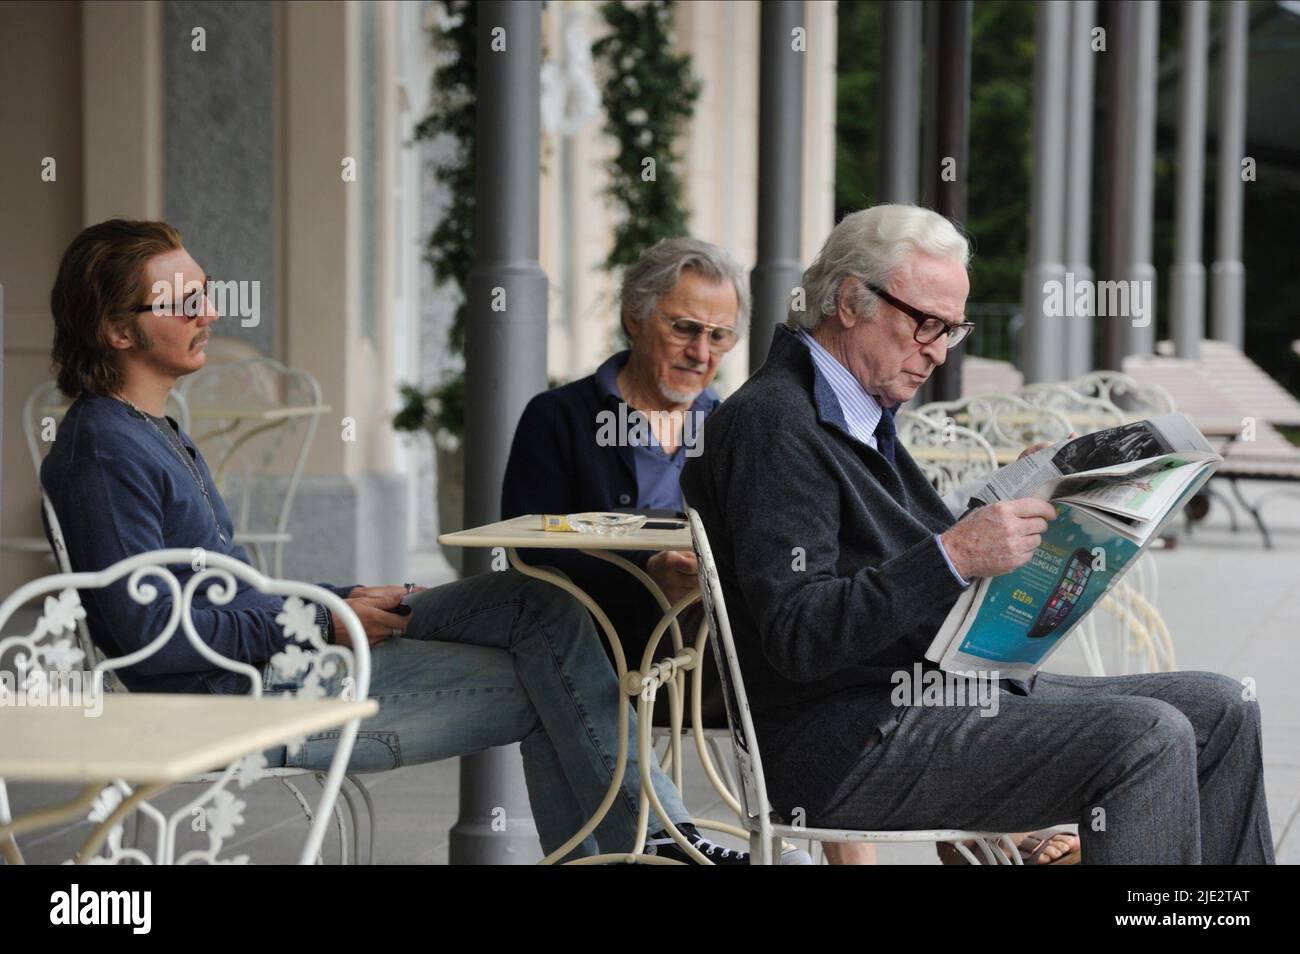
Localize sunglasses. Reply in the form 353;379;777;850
131;278;218;319
657;314;739;353
865;282;974;348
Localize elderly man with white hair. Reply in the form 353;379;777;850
503;237;747;730
681;204;1274;865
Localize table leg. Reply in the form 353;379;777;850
75;782;168;864
0;782;104;863
506;549;643;864
508;548;710;864
584;551;756;859
626;595;712;863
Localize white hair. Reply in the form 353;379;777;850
788;204;970;330
620;237;750;339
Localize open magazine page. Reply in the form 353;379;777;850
1055;457;1205;522
927;503;1143;680
1050;418;1175;476
970;413;1216;505
924;460;1220;679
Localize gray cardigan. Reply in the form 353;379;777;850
680;324;968;819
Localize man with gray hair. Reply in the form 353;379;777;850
503;238;746;723
682;204;1273;865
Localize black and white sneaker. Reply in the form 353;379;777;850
645;823;749;865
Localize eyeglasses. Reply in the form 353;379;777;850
865;282;974;348
657;314;739;353
131;278;218;319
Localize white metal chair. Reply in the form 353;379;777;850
1019;383;1127;434
0;526;378;865
176;358;326;577
1069;370;1176;418
0;382;191;561
23;380;192;476
894;409;999;496
915;393;1074;460
685;508;1023;865
1071;554;1176;677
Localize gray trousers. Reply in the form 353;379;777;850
812;670;1274;864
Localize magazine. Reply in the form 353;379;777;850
924;413;1221;680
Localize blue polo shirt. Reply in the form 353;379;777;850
593;351;720;512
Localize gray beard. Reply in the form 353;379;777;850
658;380;701;404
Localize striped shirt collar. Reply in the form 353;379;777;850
796;327;886;449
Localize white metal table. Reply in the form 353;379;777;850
0;693;377;865
438;514;743;864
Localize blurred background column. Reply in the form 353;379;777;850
1119;0;1159;360
1021;0;1069;383
879;0;922;203
750;0;805;371
1101;0;1133;370
923;0;972;402
1063;0;1098;378
1211;0;1250;350
452;0;549;865
1171;0;1209;360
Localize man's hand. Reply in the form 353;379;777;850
940;498;1058;580
347;584;427;603
646;550;700;606
331;585;427;647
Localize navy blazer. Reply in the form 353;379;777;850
502;365;695;659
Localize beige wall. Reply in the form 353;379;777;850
279;0;397;481
1;1;87;595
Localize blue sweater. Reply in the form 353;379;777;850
39;395;352;694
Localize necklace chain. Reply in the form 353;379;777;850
113;393;226;544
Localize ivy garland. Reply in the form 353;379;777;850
395;0;475;443
593;0;701;272
395;0;701;439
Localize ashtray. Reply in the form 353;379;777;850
566;512;647;537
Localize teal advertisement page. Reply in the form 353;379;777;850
954;503;1142;665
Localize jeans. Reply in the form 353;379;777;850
263;569;692;858
812;670;1274;864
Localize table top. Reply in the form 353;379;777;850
0;693;377;783
439;514;693;552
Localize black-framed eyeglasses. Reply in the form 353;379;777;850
865;282;974;348
656;314;739;354
131;278;217;319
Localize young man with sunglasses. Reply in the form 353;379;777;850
38;218;759;864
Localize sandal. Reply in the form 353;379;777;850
937;829;1081;865
1018;829;1081;865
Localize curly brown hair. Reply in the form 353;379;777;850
49;219;183;398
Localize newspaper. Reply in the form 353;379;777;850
925;413;1221;680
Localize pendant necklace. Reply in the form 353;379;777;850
113;393;227;545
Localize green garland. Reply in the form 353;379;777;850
396;0;701;438
593;0;701;272
396;0;476;442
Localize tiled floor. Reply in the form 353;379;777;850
5;480;1299;864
